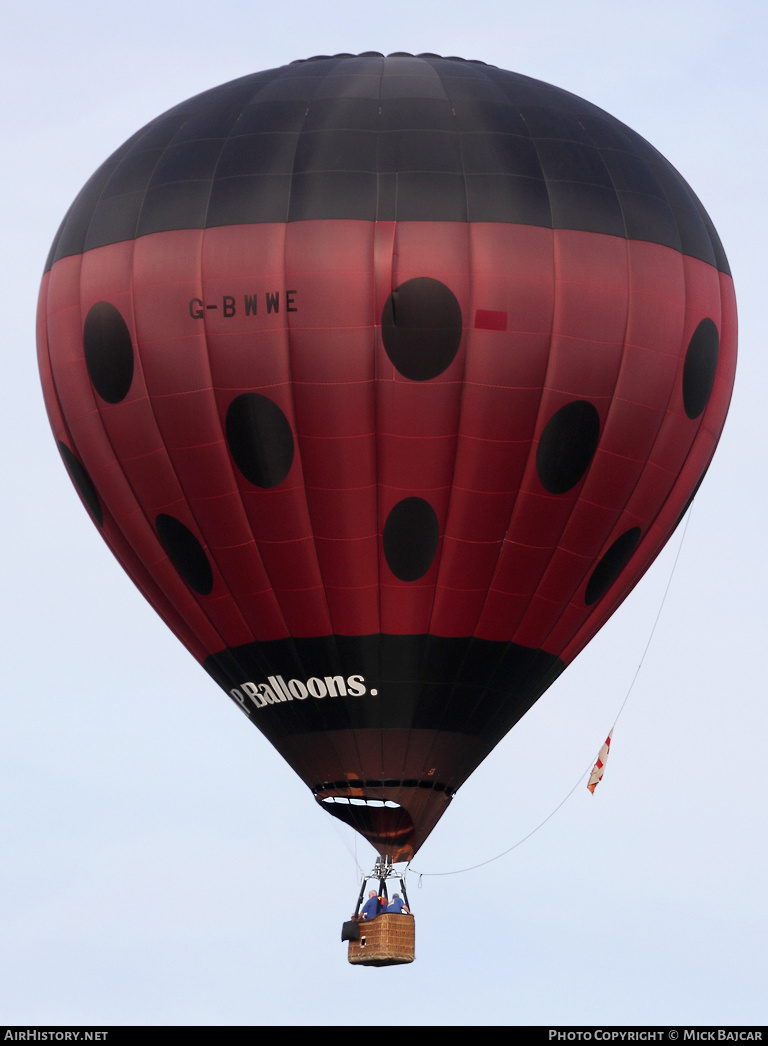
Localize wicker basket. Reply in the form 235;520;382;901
347;913;415;967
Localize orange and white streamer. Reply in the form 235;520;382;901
587;731;613;794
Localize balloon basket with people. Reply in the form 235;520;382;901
342;856;415;967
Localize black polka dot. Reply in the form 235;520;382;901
226;394;294;488
536;401;600;494
156;514;213;595
585;527;641;606
57;441;103;527
383;497;439;581
83;302;134;404
683;318;719;419
381;278;462;381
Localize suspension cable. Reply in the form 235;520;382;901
410;507;695;879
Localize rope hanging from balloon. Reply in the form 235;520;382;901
408;506;695;879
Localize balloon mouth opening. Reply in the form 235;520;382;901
317;794;417;861
322;796;402;809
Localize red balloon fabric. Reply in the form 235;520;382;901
38;55;736;860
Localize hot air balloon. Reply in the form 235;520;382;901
37;54;736;880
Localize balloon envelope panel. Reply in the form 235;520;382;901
38;55;736;860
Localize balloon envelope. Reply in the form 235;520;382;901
37;54;736;861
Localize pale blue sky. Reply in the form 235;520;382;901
2;0;765;1026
